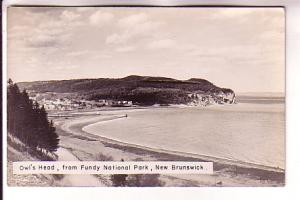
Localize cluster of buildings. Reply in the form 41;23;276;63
27;90;235;110
29;95;133;111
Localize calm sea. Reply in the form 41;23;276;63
83;96;285;169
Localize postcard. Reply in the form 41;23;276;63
5;6;285;187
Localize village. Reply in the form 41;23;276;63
28;92;133;111
27;90;235;111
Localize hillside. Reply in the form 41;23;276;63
7;138;57;186
17;75;235;105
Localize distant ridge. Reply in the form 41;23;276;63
17;75;235;105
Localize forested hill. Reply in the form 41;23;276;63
17;75;235;105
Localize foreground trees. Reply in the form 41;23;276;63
7;79;59;153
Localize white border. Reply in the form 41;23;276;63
2;0;300;200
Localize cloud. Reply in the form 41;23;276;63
105;33;128;45
7;7;284;93
115;46;135;52
147;39;176;49
106;13;162;45
60;10;80;21
66;50;90;57
26;35;58;48
18;24;72;49
89;11;114;26
118;13;147;28
105;33;126;44
9;9;83;50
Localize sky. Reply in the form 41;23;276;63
7;7;285;93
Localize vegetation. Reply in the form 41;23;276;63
126;158;164;187
126;174;164;187
95;155;165;187
7;79;59;158
111;173;128;187
17;75;235;106
110;158;128;187
95;153;113;161
109;158;164;187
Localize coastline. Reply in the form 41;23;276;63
82;118;284;173
53;109;285;186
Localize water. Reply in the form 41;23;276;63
83;97;285;169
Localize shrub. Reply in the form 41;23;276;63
95;153;113;161
126;174;165;187
109;158;165;187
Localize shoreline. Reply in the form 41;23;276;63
82;118;284;173
54;110;285;186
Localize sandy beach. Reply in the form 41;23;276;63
52;107;285;187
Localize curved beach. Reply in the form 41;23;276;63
53;108;285;186
82;115;284;173
81;106;284;170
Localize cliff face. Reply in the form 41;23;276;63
17;75;235;106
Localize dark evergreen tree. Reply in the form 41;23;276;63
7;79;60;155
47;120;59;152
7;79;21;137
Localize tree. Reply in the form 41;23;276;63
7;79;21;137
110;159;128;186
126;174;164;187
7;79;60;155
46;120;59;153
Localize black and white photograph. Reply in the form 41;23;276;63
5;6;285;187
